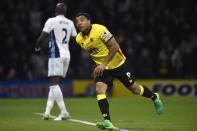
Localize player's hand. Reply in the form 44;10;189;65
94;64;106;77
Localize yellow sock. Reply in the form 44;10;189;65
97;94;106;100
139;85;144;96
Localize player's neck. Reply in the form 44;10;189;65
82;25;92;36
55;13;64;16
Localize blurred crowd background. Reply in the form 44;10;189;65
0;0;197;80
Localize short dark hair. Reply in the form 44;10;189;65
55;3;67;15
75;12;91;20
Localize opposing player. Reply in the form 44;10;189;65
75;12;164;130
35;3;77;121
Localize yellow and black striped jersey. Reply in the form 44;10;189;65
76;24;126;69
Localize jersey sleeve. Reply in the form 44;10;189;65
99;25;113;43
42;18;54;33
71;21;77;37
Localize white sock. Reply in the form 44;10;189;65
51;85;69;115
44;86;55;115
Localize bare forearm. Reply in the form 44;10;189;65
35;31;48;49
103;37;119;66
35;37;43;49
103;46;118;65
94;37;119;76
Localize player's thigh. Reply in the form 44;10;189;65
48;58;64;77
113;62;135;87
95;70;113;93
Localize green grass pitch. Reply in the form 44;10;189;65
0;97;197;131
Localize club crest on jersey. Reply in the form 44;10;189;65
87;46;98;55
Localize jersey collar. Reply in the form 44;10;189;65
56;14;64;17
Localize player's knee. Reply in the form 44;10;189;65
128;85;139;95
96;87;105;94
96;82;107;94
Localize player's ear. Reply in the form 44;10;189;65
88;19;91;25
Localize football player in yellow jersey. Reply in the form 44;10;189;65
75;12;164;130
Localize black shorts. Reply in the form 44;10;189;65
95;61;135;87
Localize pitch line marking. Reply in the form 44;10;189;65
34;113;130;131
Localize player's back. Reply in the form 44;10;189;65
45;15;77;58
